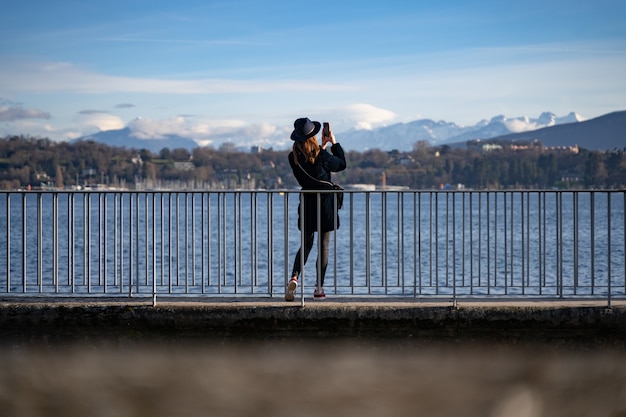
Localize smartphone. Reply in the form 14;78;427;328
323;122;330;138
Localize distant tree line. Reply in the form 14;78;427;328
1;135;625;190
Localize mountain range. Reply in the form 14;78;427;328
75;110;625;153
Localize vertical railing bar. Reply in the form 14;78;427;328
235;192;241;292
88;193;93;291
413;192;418;297
192;193;197;288
236;192;240;290
332;191;338;294
160;193;164;287
504;191;508;294
623;191;626;294
250;192;255;291
218;192;223;290
316;192;322;294
176;193;181;287
398;192;403;291
128;192;139;297
350;193;355;294
184;192;189;294
462;192;466;289
71;193;76;291
201;193;206;293
509;192;513;291
526;192;530;289
234;192;240;292
114;194;118;288
607;192;612;308
478;192;481;288
83;193;88;288
207;192;212;290
469;192;473;294
152;193;157;297
452;192;456;305
38;193;43;293
418;192;422;295
299;192;305;306
268;193;274;296
520;191;524;290
510;192;514;289
365;192;371;293
382;192;387;293
574;192;578;294
220;192;226;291
538;191;542;293
119;193;123;293
401;192;405;292
252;191;258;294
428;191;435;289
128;193;133;298
22;193;27;293
591;192;596;295
5;193;10;292
145;193;149;287
494;191;498;290
183;192;193;294
519;192;523;294
54;193;59;292
558;192;563;298
284;192;290;295
135;193;140;294
541;191;548;289
98;193;102;289
487;192;491;294
103;193;107;293
435;192;439;293
152;193;157;305
554;191;559;296
168;193;173;293
171;192;176;291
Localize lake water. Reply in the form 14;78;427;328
0;190;624;298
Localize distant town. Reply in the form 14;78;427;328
1;135;624;191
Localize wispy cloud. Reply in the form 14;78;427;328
127;116;286;146
75;111;125;132
0;99;51;121
78;110;110;115
0;61;355;95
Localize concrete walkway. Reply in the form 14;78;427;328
2;297;626;417
1;296;625;347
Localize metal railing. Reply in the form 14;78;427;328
1;190;625;306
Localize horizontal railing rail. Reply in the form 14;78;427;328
0;190;624;306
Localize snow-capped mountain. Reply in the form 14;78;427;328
485;110;625;150
339;112;586;151
73;127;199;153
74;110;611;153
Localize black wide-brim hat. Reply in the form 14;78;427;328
290;117;321;142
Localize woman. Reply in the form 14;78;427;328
286;117;346;301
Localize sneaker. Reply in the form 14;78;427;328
285;277;298;301
313;287;326;300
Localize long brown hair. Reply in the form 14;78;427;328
294;137;320;164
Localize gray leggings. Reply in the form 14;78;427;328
291;231;332;287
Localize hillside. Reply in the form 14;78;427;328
481;111;626;150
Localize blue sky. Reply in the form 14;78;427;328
1;0;625;148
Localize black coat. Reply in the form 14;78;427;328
288;143;346;233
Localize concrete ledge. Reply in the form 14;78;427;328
1;298;625;347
